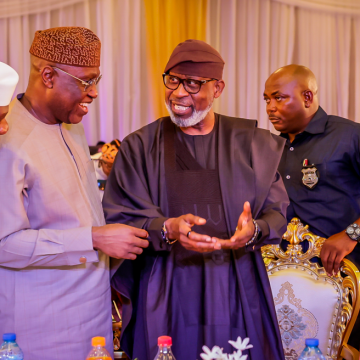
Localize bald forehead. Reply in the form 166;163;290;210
265;73;298;88
273;64;315;78
266;64;317;92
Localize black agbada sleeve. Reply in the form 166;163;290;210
102;123;171;252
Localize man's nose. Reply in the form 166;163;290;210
87;84;98;99
172;83;189;98
266;100;276;113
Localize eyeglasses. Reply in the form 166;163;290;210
162;73;217;94
51;66;102;92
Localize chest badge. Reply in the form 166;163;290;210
301;159;319;189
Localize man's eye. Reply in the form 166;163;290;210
186;80;198;86
169;77;179;83
264;98;270;104
275;96;282;101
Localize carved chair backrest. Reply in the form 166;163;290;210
261;218;360;360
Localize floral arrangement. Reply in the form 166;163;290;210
200;337;253;360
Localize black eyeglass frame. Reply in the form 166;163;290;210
162;73;218;94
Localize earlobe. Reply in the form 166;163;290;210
42;66;55;89
214;80;225;99
303;90;313;107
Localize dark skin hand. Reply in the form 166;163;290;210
165;202;256;253
165;214;219;253
212;201;255;250
92;224;149;260
320;230;357;275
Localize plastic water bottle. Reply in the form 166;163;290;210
154;336;176;360
0;333;24;360
85;336;112;360
298;338;326;360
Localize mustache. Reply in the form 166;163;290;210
164;100;213;128
170;101;192;107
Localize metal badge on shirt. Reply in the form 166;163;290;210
301;159;319;189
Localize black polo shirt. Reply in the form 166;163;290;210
278;106;360;264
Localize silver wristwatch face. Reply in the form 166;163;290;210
347;227;355;235
346;224;360;241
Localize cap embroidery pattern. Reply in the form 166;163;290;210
29;27;101;67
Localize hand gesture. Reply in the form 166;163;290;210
92;224;149;260
165;214;216;253
320;230;357;275
212;201;255;250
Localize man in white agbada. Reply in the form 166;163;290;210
0;61;19;134
0;27;149;359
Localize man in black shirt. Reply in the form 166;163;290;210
264;64;360;348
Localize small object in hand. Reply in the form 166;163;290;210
187;231;191;238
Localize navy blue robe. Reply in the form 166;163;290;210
104;114;289;360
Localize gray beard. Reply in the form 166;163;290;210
165;100;213;128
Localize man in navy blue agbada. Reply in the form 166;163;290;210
105;40;289;360
264;64;360;349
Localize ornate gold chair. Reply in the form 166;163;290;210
112;298;128;359
262;218;360;360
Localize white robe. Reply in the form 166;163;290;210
0;97;112;359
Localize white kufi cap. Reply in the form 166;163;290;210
0;62;19;106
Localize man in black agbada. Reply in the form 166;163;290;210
104;40;289;360
264;64;360;350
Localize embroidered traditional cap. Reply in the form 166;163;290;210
29;27;101;67
0;62;19;106
164;39;225;80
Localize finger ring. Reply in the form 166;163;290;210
187;231;191;238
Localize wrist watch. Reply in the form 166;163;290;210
161;222;178;245
345;223;360;242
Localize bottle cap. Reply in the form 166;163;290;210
92;336;106;347
305;338;319;347
158;336;172;346
3;333;16;341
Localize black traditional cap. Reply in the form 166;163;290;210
164;39;225;80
